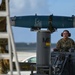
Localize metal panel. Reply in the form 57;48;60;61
37;30;50;66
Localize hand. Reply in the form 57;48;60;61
69;48;75;52
53;48;58;51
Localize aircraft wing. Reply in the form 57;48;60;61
11;15;75;29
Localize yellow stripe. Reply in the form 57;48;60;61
46;42;50;46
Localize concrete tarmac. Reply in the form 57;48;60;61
13;50;36;62
9;50;36;75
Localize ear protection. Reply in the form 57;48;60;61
61;30;71;37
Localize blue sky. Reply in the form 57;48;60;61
8;0;75;43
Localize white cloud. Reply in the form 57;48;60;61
10;0;25;16
12;0;25;9
10;0;50;16
29;0;50;14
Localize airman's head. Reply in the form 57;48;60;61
61;30;71;39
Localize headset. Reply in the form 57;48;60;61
61;30;71;37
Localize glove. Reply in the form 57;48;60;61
53;48;58;51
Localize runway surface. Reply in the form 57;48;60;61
9;50;36;75
13;50;36;62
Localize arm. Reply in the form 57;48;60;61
56;40;62;51
70;39;75;52
71;40;75;48
0;0;6;11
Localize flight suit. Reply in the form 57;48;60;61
0;0;9;74
0;0;6;11
0;45;9;74
0;0;6;32
56;38;75;52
